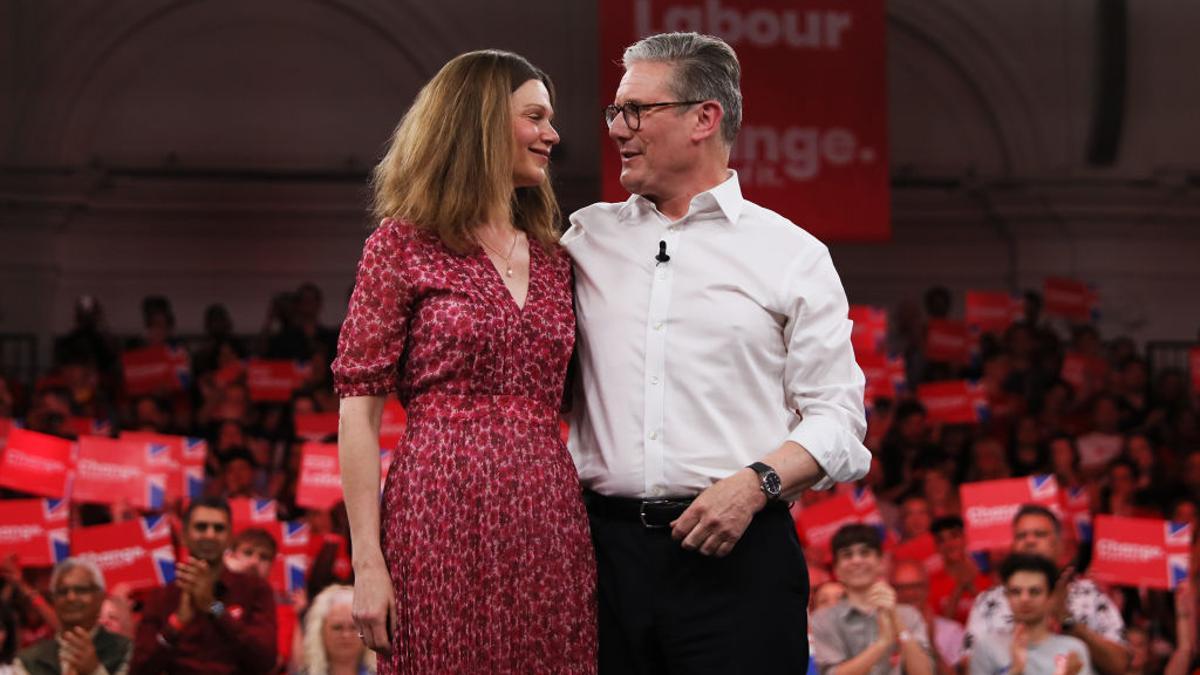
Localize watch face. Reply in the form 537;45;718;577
763;471;782;497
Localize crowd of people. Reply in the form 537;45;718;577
0;279;1194;673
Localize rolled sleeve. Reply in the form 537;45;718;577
781;248;870;489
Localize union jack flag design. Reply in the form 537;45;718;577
1166;521;1192;547
1028;474;1058;500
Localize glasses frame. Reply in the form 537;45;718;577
604;100;706;130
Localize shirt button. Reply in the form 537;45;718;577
650;376;660;385
649;431;658;440
654;322;664;331
651;487;665;497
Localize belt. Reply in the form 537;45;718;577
584;491;695;528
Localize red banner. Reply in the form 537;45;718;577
925;319;972;365
119;432;208;504
0;429;74;498
1043;277;1097;323
961;475;1061;551
598;0;889;242
247;359;309;402
857;352;906;404
266;520;311;594
67;417;113;438
294;413;339;442
230;497;278;533
796;487;883;558
849;305;888;357
1060;485;1092;542
1091;516;1191;591
916;380;988;425
965;292;1023;335
297;442;342;510
0;498;70;567
891;532;943;575
71;516;176;590
121;345;189;396
73;436;168;511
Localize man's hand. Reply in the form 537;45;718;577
1011;624;1029;675
176;559;216;618
866;580;898;612
671;468;766;557
1050;565;1076;627
60;625;100;675
875;606;899;648
1060;651;1083;675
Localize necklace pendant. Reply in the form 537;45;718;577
506;266;514;277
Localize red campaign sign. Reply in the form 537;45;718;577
599;1;889;242
121;345;189;396
849;305;888;357
796;486;883;557
1189;347;1200;396
213;361;246;388
965;292;1023;335
961;475;1061;552
294;413;339;442
891;532;943;575
1060;485;1093;542
925;319;972;365
379;399;408;452
247;359;309;402
120;432;207;504
230;497;278;533
857;351;906;404
1043;277;1097;323
71;516;176;591
0;417;14;450
66;417;113;438
266;520;311;594
916;380;988;425
296;442;343;510
0;429;74;498
1091;516;1191;591
0;498;70;567
73;436;168;511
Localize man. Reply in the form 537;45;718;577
964;505;1127;674
564;31;870;673
130;497;276;674
969;554;1092;675
899;494;933;542
927;515;992;624
810;525;933;675
891;559;964;675
16;558;131;675
222;527;302;672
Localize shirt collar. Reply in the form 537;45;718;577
616;170;745;226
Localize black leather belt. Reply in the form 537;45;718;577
584;491;695;528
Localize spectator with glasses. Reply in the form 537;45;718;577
14;558;131;675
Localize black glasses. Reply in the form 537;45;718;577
53;584;100;599
603;100;704;130
191;522;228;533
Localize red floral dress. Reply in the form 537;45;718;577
332;219;596;674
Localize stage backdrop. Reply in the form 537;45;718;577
599;0;890;242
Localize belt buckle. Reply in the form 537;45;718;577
639;499;672;529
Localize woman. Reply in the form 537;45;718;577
332;50;595;673
300;585;376;675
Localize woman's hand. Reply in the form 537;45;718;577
352;559;397;654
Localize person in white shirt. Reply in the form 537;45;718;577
563;31;871;674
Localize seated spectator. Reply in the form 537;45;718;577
927;516;991;624
964;505;1128;674
1008;416;1048;476
810;524;933;675
15;558;132;675
968;554;1093;675
965;437;1011;483
131;497;276;674
218;449;260;499
222;528;303;673
298;585;375;675
899;494;933;542
811;581;846;612
921;467;961;518
1077;396;1125;475
891;559;964;675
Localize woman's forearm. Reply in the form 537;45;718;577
338;395;388;568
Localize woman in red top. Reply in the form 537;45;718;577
332;51;596;673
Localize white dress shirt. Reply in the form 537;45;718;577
563;171;870;499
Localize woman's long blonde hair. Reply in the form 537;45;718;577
301;585;376;674
371;49;561;253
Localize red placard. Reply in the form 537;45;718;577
294;413;339;442
1043;277;1097;323
121;345;189;396
857;352;906;404
379;400;408;452
119;432;207;504
0;498;70;567
961;475;1061;551
71;516;176;590
796;487;883;557
229;497;278;533
966;292;1023;335
1091;516;1190;591
925;319;972;365
891;532;943;575
73;436;168;511
916;380;988;425
599;1;889;242
1060;485;1092;542
1189;347;1200;396
296;442;342;510
247;359;309;402
849;305;888;357
66;417;113;438
266;520;312;594
0;429;73;498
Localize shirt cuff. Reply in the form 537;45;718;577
786;416;869;490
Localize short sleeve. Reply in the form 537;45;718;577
332;220;416;398
809;607;850;674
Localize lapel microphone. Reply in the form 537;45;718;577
655;240;670;265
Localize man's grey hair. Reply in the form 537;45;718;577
50;557;106;595
623;32;743;145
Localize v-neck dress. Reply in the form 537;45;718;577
332;218;596;674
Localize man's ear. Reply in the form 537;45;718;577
691;100;725;143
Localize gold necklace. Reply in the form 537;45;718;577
478;230;523;277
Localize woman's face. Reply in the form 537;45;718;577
510;79;559;188
1050;439;1075;474
322;602;362;664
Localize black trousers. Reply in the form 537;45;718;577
587;501;810;675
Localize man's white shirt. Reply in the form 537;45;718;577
562;171;870;498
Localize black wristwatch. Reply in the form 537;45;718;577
748;462;783;501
